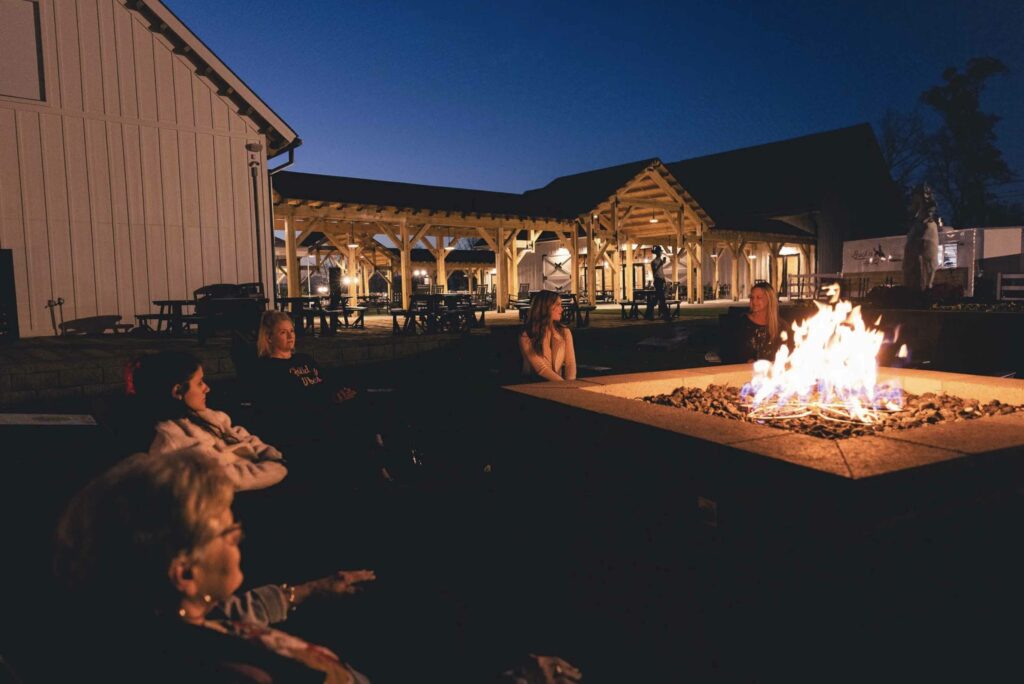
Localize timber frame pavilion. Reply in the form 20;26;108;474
272;159;817;312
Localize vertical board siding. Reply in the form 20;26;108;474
63;115;99;318
84;118;119;315
39;112;76;319
76;0;105;114
213;135;237;283
53;0;83;112
96;0;120;116
0;109;32;332
230;141;254;283
195;132;222;286
15;110;52;333
1;0;273;335
105;120;132;317
112;0;137;118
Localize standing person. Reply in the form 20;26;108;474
650;245;671;321
131;351;288;491
519;291;577;382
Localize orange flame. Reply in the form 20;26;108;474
742;288;903;424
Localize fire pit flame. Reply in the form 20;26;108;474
741;288;903;424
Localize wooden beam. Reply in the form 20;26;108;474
411;223;432;247
474;226;498;252
615;196;681;211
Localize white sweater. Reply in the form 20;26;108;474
149;408;288;491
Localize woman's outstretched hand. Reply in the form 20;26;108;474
293;569;376;605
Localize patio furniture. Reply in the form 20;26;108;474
193;284;266;344
151;298;195;335
323;297;367;332
996;273;1024;301
60;315;133;336
277;295;323;335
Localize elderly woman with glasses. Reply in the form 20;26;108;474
54;448;375;683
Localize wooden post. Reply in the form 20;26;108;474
610;244;621;301
674;208;683;298
766;241;782;293
571;223;580;297
508;230;519;299
400;220;412;310
495;227;506;311
728;240;745;301
345;245;357;305
624;240;634;301
587;216;597;304
684;240;694;303
711;245;724;299
284;213;300;297
695;235;704;304
433;236;448;293
746;245;756;291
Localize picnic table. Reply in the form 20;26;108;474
277;295;325;335
60;315;133;336
392;294;475;335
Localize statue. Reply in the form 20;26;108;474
903;183;941;291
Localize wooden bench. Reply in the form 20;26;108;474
134;313;172;333
576;304;597;328
619;300;640;319
323;305;367;333
61;315;133;335
391;308;411;335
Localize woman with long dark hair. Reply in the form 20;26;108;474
132;351;287;491
518;291;577;382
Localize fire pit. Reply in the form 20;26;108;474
504;365;1024;536
506;365;1024;479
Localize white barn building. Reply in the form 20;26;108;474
0;0;298;337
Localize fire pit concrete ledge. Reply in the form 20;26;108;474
504;365;1024;480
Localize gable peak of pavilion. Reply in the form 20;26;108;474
587;159;715;237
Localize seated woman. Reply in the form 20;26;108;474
252;311;357;420
519;291;577;382
249;311;407;483
53;448;374;683
131;350;288;491
732;281;784;363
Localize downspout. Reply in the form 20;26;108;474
265;138;303;306
245;143;265;288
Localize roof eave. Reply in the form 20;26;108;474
131;0;299;154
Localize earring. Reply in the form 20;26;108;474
178;608;187;618
202;594;212;604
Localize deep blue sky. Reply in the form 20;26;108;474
169;0;1024;202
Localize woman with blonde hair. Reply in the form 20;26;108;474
518;291;577;382
738;281;782;362
53;448;374;682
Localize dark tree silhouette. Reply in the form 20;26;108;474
920;57;1015;226
878;108;927;194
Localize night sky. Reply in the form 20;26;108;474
168;0;1024;205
